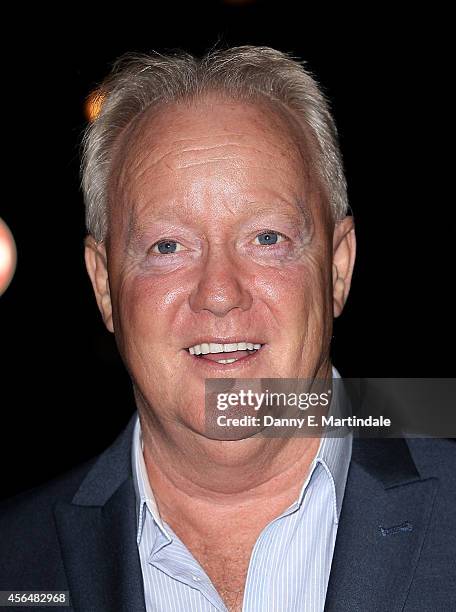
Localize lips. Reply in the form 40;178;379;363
185;340;264;365
184;339;266;368
187;341;262;355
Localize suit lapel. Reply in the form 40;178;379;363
324;438;439;612
53;414;146;612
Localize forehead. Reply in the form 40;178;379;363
108;94;322;229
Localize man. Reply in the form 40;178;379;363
1;46;454;611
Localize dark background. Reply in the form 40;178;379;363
1;1;453;500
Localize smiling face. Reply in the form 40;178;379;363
85;94;355;435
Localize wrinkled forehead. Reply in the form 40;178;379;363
107;94;327;231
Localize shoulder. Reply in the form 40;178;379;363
405;437;456;520
0;457;96;525
0;458;97;589
0;412;138;528
0;413;137;589
406;437;456;481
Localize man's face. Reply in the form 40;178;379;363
86;96;355;434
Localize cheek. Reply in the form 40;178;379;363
111;274;167;353
253;256;329;326
112;273;189;395
114;271;186;346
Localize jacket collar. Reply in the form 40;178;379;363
71;412;137;507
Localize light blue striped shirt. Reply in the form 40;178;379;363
132;373;352;612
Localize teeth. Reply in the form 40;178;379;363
210;343;224;353
224;343;238;352
187;341;263;355
216;358;237;364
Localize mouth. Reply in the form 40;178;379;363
184;340;265;368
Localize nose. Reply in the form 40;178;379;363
189;247;253;317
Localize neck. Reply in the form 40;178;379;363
137;361;333;534
141;418;321;539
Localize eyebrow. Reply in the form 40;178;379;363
125;197;312;248
243;199;312;221
125;213;161;250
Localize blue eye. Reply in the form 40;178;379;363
151;240;184;254
254;231;285;246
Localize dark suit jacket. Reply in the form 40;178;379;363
1;413;455;611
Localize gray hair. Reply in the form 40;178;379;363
81;45;348;242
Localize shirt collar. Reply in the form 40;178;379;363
131;416;169;545
132;365;352;542
289;366;351;523
310;429;352;523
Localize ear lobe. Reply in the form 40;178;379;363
332;217;356;318
84;235;114;332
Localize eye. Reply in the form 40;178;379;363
150;240;185;255
253;231;286;246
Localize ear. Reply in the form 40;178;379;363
84;235;114;332
332;216;356;318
